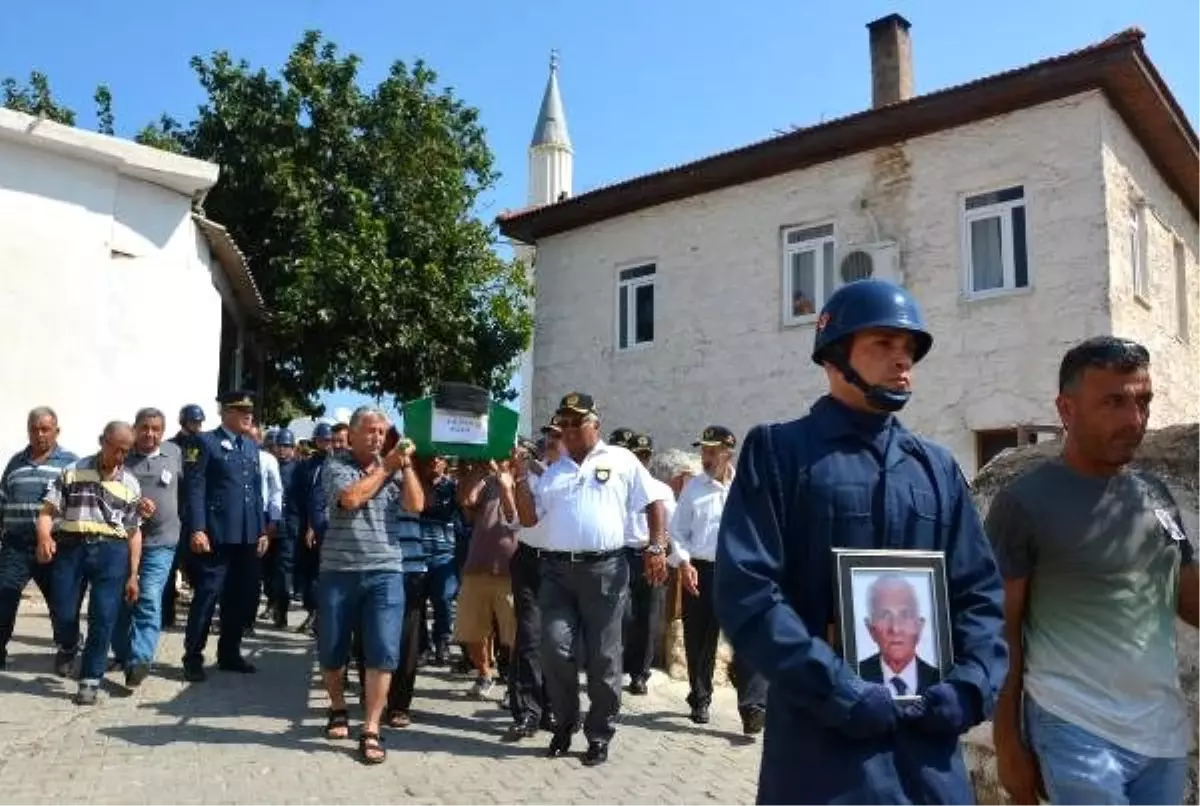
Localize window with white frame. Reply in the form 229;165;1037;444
616;263;655;350
782;223;836;324
1131;207;1148;301
963;185;1029;296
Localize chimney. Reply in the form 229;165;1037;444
867;13;913;108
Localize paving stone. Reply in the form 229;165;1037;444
0;602;759;804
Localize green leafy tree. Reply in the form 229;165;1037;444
93;84;114;135
2;72;77;125
1;32;531;422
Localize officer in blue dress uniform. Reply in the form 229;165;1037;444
714;279;1007;804
182;391;268;681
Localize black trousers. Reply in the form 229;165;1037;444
183;543;257;667
387;571;429;714
683;559;768;714
508;543;550;724
622;547;665;683
294;538;319;613
540;552;628;743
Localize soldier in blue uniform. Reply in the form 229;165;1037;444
164;404;205;628
181;391;268;681
291;422;333;634
714;279;1007;804
268;428;300;628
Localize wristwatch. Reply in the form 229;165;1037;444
645;543;666;556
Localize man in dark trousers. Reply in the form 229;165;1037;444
268;428;300;628
291;422;333;634
714;279;1007;804
163;404;205;628
181;391;268;681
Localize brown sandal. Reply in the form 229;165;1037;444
358;731;386;764
324;708;350;740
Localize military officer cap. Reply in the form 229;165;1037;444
179;404;205;425
275;428;297;447
517;435;539;454
217;389;256;410
556;392;597;417
312;422;334;440
693;425;737;449
631;433;653;455
540;414;563;435
608;427;636;448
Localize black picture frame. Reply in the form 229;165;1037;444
833;549;952;701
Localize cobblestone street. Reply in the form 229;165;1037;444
0;599;759;804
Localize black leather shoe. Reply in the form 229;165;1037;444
582;741;609;766
296;613;315;634
217;657;257;674
125;662;150;688
272;605;287;629
502;717;539;742
546;727;572;758
538;712;556;732
627;678;649;695
689;704;711;724
742;707;766;736
183;664;207;683
54;650;76;678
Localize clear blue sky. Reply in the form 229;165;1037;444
4;1;1196;423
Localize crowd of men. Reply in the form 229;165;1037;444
0;277;1196;803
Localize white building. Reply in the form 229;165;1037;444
0;107;265;461
514;51;574;438
499;15;1199;474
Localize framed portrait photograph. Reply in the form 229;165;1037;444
832;549;952;701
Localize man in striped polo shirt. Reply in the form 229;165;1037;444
0;406;78;671
36;421;143;705
318;406;422;764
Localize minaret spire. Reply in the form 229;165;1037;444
530;49;571;151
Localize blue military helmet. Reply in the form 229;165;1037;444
810;279;934;412
179;404;205;425
263;428;278;446
275;428;297;447
312;422;334;441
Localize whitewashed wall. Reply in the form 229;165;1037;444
0;140;224;463
530;92;1134;473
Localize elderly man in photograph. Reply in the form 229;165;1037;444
318;406;422;765
858;573;939;697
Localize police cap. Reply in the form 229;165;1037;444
557;392;597;417
693;425;736;449
607;427;636;448
631;433;653;454
540;415;563;435
217;389;256;410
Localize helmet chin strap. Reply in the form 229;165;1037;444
829;352;912;413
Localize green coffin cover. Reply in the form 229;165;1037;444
402;396;519;460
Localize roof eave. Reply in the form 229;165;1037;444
193;214;268;322
498;34;1197;243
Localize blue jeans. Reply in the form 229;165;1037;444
426;554;458;646
0;533;72;654
317;569;404;671
1025;695;1188;805
50;539;129;684
111;545;176;666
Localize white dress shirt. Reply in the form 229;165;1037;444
624;476;674;548
535;441;656;553
668;469;735;566
259;449;283;523
516;472;551;550
883;657;918;698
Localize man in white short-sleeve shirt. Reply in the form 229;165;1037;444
513;392;668;767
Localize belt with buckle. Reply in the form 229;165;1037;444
535;548;624;563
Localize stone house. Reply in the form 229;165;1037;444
499;15;1198;474
0;107;265;460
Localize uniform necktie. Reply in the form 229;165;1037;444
891;676;908;696
235;435;244;450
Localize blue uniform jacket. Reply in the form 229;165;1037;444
714;396;1007;805
278;458;300;544
184;428;265;546
288;452;325;540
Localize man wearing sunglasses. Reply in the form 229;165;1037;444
512;393;668;766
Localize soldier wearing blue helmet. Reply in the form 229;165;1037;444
266;428;300;628
714;279;1007;804
162;404;206;627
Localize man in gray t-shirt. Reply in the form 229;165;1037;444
112;407;184;687
988;336;1199;805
